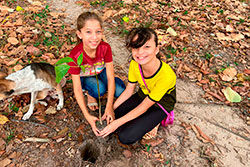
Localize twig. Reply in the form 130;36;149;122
23;137;51;143
11;119;56;132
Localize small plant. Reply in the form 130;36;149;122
218;9;224;15
204;53;213;60
183;47;187;52
6;130;14;144
8;102;19;112
55;54;103;124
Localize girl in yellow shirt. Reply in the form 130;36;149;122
99;28;176;144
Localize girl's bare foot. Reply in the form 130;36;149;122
86;94;98;111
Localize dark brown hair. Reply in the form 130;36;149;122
126;27;160;59
76;12;103;43
125;27;158;49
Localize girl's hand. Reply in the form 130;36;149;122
85;114;100;136
99;120;119;138
102;106;115;124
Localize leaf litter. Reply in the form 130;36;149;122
0;0;249;166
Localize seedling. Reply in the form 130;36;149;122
6;130;14;144
55;53;103;125
8;102;19;112
94;66;102;125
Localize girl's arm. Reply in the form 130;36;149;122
103;62;115;123
100;96;155;137
72;74;100;136
113;82;136;110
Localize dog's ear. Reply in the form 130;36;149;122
0;72;7;79
0;83;7;92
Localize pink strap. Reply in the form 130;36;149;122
138;64;170;117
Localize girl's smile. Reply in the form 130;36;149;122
132;36;159;65
77;19;103;52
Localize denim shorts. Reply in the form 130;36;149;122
80;68;125;98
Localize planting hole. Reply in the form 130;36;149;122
80;142;100;163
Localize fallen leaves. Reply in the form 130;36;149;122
122;150;132;158
222;87;242;103
0;158;11;167
45;106;57;115
167;27;177;37
7;37;19;45
220;67;237;81
191;124;214;144
216;32;244;41
140;138;164;147
0;115;9;125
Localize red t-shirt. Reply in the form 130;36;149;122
67;41;113;76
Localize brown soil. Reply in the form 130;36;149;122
0;1;249;167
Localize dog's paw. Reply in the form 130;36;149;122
22;113;32;120
56;104;63;110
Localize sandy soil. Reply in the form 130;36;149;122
0;0;249;167
48;1;250;166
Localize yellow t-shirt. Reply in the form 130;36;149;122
128;60;176;112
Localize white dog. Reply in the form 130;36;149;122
0;63;64;120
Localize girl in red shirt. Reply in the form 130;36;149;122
68;12;125;136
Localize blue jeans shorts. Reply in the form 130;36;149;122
80;68;125;99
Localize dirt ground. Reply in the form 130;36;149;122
1;0;250;167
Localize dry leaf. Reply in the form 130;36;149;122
45;106;57;115
206;91;225;102
122;150;132;158
13;64;23;72
113;9;129;17
0;158;11;167
194;124;213;143
26;45;40;55
167;27;177;36
50;12;60;18
230;33;244;41
220;67;237;81
226;25;234;32
123;0;133;4
216;32;230;41
103;10;113;20
222;87;242;102
58;127;69;136
0;138;6;150
45;32;52;38
140;138;164;147
0;5;14;12
243;69;250;75
0;115;9;125
30;1;42;6
7;37;19;45
41;53;55;60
